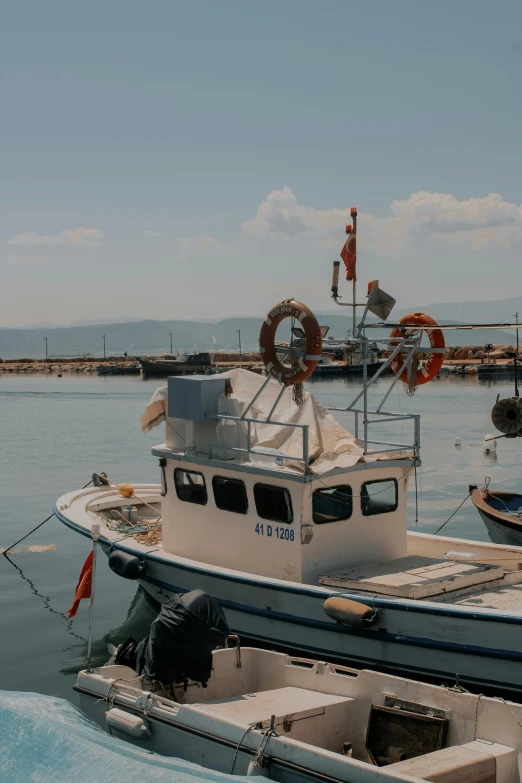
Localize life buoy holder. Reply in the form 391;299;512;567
388;312;445;385
259;300;322;385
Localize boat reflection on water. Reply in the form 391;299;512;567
61;586;160;674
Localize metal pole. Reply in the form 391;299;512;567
43;337;48;360
169;332;173;354
102;334;106;360
238;329;242;360
363;336;368;454
86;523;100;672
514;312;519;398
350;206;357;339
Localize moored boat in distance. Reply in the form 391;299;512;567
139;352;212;376
471;485;522;547
97;362;141;376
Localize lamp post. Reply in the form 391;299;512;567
43;337;48;360
169;332;173;355
102;334;106;360
237;329;242;360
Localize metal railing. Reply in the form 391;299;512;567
329;332;422;456
207;375;310;468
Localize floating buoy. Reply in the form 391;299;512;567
484;435;497;455
323;596;377;628
118;483;135;498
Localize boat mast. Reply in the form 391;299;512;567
351;207;357;341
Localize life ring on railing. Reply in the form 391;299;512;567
388;312;445;385
259;300;322;385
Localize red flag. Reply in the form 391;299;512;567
340;222;357;282
67;551;93;618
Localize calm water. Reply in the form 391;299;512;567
1;372;521;703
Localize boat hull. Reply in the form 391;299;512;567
312;360;385;377
472;489;522;547
56;486;522;697
139;358;211;376
131;554;522;696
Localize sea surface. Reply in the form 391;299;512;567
1;372;522;704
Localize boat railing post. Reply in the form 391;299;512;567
240;375;272;419
414;414;421;455
86;523;100;673
363;336;368;454
247;420;252;458
303;425;309;470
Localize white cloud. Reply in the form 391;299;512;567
144;229;160;237
8;227;105;248
4;254;46;265
243;188;522;252
176;235;239;261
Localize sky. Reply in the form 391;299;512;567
2;0;522;327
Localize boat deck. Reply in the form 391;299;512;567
320;555;522;609
437;583;522;611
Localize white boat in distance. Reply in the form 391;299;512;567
77;642;522;783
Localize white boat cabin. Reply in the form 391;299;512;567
151;372;412;585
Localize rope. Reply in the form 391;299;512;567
434;491;471;535
230;725;256;774
2;479;93;556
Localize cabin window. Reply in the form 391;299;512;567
174;468;207;505
212;476;248;514
361;479;398;516
254;484;293;524
313;485;353;524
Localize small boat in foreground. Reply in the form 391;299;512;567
77;622;522;782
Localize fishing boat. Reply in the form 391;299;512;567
139;352;212;377
97;362;141;376
276;340;383;377
75;603;522;783
56;211;522;695
56;317;522;695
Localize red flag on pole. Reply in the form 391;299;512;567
67;551;93;618
340;221;357;282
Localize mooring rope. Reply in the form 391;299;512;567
2;479;93;556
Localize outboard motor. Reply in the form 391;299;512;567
115;589;230;686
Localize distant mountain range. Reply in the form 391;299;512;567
1;296;520;360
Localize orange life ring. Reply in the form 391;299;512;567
259;300;322;385
388;312;445;385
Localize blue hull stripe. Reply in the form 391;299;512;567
139;572;522;664
239;629;522;694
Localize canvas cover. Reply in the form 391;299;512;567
141;368;412;473
0;690;258;783
125;589;230;685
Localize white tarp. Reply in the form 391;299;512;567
141;369;412;474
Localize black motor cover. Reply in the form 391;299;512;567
118;589;230;685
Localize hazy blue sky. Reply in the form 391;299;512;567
2;0;522;326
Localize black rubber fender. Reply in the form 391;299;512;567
108;549;144;580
